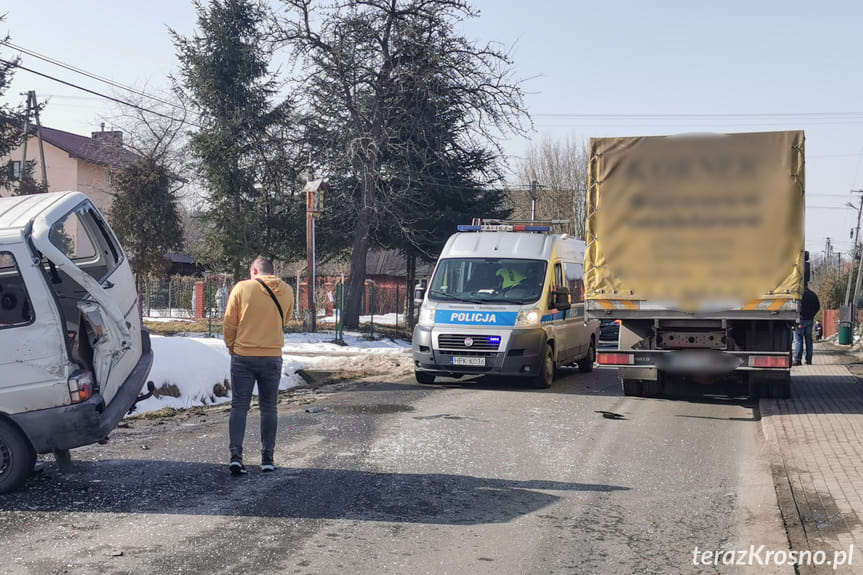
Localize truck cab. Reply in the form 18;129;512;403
412;223;600;388
0;192;153;493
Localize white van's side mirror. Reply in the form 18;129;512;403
552;286;571;311
414;283;426;303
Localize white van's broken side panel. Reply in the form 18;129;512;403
0;242;69;415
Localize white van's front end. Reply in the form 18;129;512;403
411;224;599;388
413;300;549;380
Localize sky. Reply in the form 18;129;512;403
3;1;863;259
136;318;411;415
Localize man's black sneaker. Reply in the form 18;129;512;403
261;458;275;473
792;360;802;366
229;456;247;476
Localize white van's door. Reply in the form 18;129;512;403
549;261;590;364
30;196;140;405
563;261;591;359
0;247;68;414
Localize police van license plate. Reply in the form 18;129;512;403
452;356;485;366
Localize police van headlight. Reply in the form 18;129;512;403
515;308;541;327
418;306;435;326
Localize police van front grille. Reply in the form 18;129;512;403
438;334;501;351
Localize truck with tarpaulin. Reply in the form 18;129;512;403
585;130;805;398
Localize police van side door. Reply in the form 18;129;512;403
563;261;589;360
551;261;578;364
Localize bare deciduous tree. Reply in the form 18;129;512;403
273;0;528;327
513;136;589;238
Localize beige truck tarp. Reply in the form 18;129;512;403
585;130;805;311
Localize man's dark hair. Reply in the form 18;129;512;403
252;256;274;275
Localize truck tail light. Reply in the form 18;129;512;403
597;352;634;366
68;370;94;404
749;356;790;369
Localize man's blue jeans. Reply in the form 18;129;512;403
794;319;814;364
229;355;282;460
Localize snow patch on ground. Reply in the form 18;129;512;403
132;331;411;416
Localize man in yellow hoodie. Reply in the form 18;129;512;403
224;256;294;474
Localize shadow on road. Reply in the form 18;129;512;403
1;462;628;524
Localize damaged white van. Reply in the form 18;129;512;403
0;191;153;493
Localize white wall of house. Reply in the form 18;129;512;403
1;136;116;217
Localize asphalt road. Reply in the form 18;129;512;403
0;367;789;574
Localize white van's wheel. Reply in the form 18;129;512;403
531;344;554;389
415;371;436;384
577;338;596;373
0;419;36;494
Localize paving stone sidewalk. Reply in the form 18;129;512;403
760;343;863;574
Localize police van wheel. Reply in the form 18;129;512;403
415;371;436;385
531;344;555;389
577;338;596;373
0;419;36;494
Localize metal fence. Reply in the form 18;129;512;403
142;276;232;320
141;274;417;331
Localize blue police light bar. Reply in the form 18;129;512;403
457;224;552;232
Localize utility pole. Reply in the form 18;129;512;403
846;198;863;305
19;91;48;190
846;192;863;324
529;180;538;222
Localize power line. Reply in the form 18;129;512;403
1;59;200;129
533;112;863;119
0;39;182;112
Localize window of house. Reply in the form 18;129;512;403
0;251;34;328
7;160;22;181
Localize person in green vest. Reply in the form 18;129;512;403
496;266;526;290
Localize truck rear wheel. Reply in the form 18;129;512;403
0;418;36;494
531;344;555;389
770;379;791;399
748;372;790;399
621;378;643;396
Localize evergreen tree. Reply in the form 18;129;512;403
173;0;304;279
111;156;184;300
0;24;28;191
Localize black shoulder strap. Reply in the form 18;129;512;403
255;278;285;323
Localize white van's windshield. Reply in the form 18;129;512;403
428;258;547;304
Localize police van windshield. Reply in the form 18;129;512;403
428;258;547;304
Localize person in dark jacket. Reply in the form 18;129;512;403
793;287;821;366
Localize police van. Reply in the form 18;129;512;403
412;223;600;388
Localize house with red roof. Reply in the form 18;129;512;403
1;126;137;216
